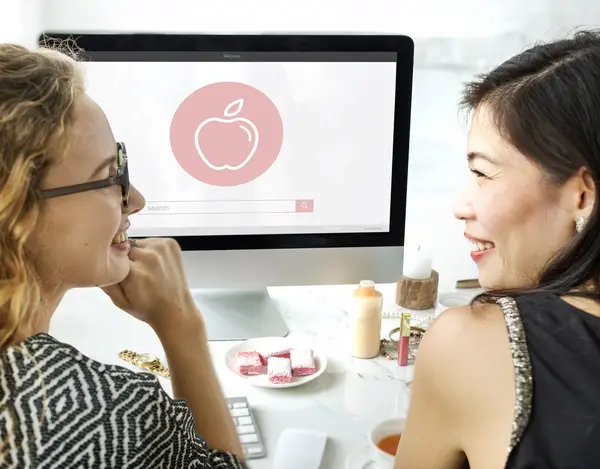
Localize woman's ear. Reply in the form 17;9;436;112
575;167;595;218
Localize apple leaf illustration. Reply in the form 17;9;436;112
224;98;244;117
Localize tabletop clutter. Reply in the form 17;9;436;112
233;244;469;379
348;245;439;367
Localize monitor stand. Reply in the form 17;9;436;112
189;288;289;341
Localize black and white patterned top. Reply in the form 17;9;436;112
0;333;247;469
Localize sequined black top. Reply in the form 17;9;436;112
498;294;600;469
0;333;247;469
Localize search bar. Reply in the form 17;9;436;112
140;199;314;215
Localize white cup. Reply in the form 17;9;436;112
368;417;405;469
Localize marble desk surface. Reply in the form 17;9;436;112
49;282;480;469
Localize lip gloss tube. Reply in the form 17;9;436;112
398;312;411;366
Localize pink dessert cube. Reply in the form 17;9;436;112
259;348;291;365
267;357;292;384
237;351;262;375
290;349;316;377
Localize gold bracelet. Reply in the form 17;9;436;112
118;350;171;379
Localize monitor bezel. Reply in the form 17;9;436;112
39;33;414;251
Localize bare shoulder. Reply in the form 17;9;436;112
420;302;508;357
396;302;517;468
422;301;508;353
395;302;517;467
415;302;514;415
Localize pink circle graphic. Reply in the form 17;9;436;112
170;82;284;186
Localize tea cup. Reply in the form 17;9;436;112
368;417;405;468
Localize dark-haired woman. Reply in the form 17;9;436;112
396;30;600;469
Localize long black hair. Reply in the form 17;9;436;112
460;30;600;302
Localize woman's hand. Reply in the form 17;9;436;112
102;237;201;331
103;238;243;457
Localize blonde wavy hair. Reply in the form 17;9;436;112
0;41;85;348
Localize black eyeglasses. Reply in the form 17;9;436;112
41;142;130;207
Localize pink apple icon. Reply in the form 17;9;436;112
171;81;284;186
193;98;259;171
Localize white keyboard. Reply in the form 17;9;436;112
227;396;266;459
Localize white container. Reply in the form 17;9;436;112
348;280;383;359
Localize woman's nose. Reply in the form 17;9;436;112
125;184;145;215
454;187;475;221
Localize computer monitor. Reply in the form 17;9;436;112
40;33;414;340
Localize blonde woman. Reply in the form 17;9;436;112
0;44;246;468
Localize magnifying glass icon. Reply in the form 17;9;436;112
296;200;313;212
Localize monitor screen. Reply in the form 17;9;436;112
82;51;397;237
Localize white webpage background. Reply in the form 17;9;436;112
84;61;396;236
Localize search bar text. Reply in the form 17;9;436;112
140;199;314;215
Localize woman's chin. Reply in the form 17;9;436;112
71;266;130;290
476;271;502;292
101;258;131;286
477;275;517;292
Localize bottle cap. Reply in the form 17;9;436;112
400;312;411;336
359;280;375;289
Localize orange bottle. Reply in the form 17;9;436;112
349;280;383;358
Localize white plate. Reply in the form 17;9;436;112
225;337;327;389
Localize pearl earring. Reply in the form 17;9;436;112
576;216;588;233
